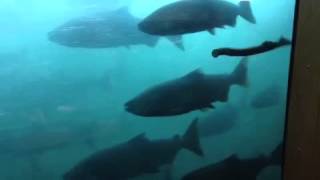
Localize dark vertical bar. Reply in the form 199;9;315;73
284;0;320;179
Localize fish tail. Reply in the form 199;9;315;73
230;57;249;87
181;118;204;157
239;1;256;24
269;142;284;166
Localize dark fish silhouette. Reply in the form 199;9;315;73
64;119;203;180
125;57;248;117
198;104;238;138
139;0;256;36
48;7;184;49
182;154;269;180
181;142;283;180
212;37;291;57
250;85;282;109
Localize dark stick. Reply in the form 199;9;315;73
212;37;292;58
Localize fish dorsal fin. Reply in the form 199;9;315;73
183;69;204;81
115;6;130;15
200;104;215;112
128;133;148;144
207;29;215;35
225;154;240;164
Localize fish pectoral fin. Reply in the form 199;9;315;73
207;104;215;109
165;35;184;51
200;108;211;112
128;133;148;144
207;29;215;35
200;104;215;112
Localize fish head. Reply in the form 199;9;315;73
138;1;211;35
125;92;189;116
125;91;173;116
138;15;179;35
125;96;158;116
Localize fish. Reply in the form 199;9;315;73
198;104;238;138
181;142;283;180
250;85;282;109
125;57;248;117
48;7;184;50
63;119;203;180
182;154;269;180
212;37;292;57
138;0;256;36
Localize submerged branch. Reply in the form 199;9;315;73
212;37;292;58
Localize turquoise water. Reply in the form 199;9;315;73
0;0;296;179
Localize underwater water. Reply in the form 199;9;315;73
0;0;296;179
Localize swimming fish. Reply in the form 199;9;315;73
250;85;282;109
212;37;291;57
63;119;203;180
138;0;256;36
181;142;283;180
48;7;184;50
125;57;248;117
198;104;238;138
